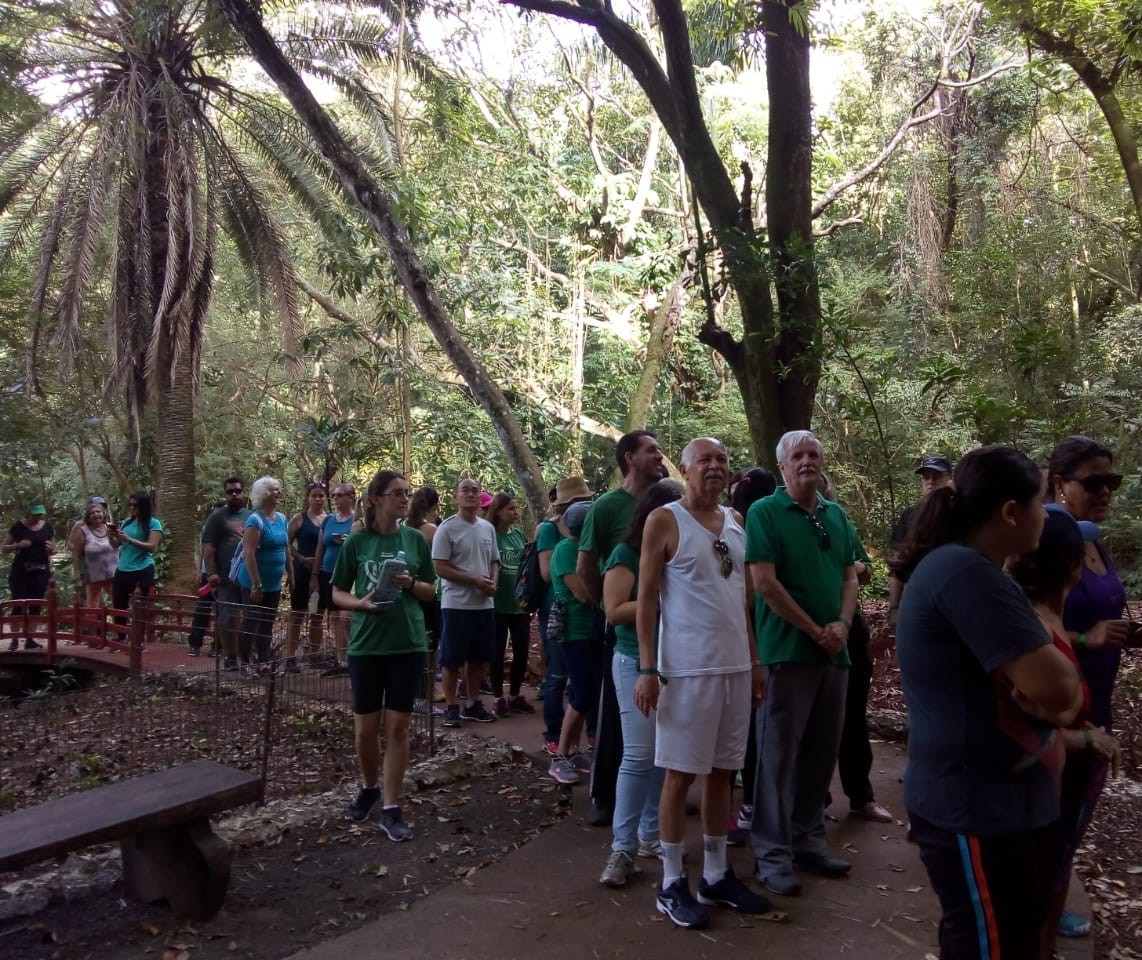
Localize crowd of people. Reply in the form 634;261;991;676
3;426;1134;956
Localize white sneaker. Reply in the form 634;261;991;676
736;805;754;830
637;838;664;859
599;850;639;887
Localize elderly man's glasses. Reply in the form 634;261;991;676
806;513;831;550
712;538;733;579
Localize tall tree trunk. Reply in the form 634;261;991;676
219;0;549;524
156;361;198;592
626;278;684;431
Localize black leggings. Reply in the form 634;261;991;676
491;612;531;698
837;610;875;808
240;587;281;664
111;567;156;626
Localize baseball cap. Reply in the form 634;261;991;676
88;496;108;506
915;456;952;475
479;491;494;509
27;502;46;515
562;500;592;537
1044;502;1101;542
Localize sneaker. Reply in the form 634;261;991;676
377;806;412;842
599;850;638;888
7;639;17;652
461;701;495;723
24;638;42;650
549;755;580;784
509;694;536;714
543;739;560;757
412;698;444;716
637;838;664;860
569;751;591;775
698;865;772;914
727;826;748;847
456;680;468;699
344;786;381;822
281;657;301;674
321;663;349;677
479;678;494;696
493;696;511;718
657;875;709;930
736;805;754;830
223;657;239;672
441;704;461;728
187;647;202;657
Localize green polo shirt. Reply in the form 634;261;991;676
745;487;857;666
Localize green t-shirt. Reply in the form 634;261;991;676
118;517;164;573
550;537;595;643
535;519;563;612
495;527;526;614
745;487;856;667
331;526;435;656
200;506;251;579
602;542;645;660
578;488;636;574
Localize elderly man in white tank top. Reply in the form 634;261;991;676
632;437;770;930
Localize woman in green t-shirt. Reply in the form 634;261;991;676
331;469;437;843
599;480;682;887
488;493;535;718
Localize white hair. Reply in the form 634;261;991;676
680;437;726;468
250;476;282;509
775;430;822;464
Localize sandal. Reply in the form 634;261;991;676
1057;910;1091;938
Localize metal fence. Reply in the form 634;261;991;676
0;593;439;813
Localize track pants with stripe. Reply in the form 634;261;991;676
910;813;1059;959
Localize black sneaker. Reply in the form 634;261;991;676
441;704;461;728
345;786;381;822
697;865;772;914
461;701;495;723
187;647;202;657
24;638;42;650
223;657;239;672
377;806;412;842
657;875;709;929
7;639;17;652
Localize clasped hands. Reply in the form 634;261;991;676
816;620;849;656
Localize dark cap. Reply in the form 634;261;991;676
915;456;952;475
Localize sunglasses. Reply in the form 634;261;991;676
712;538;733;579
1066;472;1123;494
806;513;831;550
225;488;244;495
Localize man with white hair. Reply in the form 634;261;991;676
634;437;769;930
746;429;859;897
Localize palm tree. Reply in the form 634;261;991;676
0;0;407;586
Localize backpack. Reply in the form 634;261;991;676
227;511;266;582
513;537;546;612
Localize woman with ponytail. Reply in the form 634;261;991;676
892;445;1084;959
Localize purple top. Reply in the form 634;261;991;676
1062;543;1125;731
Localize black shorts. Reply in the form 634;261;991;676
290;564;326;611
438;608;495;669
348;652;425;715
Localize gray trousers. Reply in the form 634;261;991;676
751;660;848;877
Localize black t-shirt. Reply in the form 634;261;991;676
8;521;55;575
889;502;918;552
896;543;1061;834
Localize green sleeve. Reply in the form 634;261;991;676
744;500;776;564
414;530;435;584
577;502;601;555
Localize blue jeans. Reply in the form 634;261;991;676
611;652;663;853
540;609;566;742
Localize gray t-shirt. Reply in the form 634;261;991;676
431;514;500;610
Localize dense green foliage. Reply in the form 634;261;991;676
1;0;1141;590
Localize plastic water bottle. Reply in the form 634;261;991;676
374;550;407;605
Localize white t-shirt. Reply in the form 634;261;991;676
431;514;500;610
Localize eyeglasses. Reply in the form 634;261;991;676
333;490;356;498
712;538;733;579
807;513;831;550
382;489;411;499
1066;472;1123;494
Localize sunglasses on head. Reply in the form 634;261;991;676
712;538;733;579
806;513;831;550
1067;472;1123;494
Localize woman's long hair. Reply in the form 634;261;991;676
890;445;1041;582
731;466;776;517
364;471;404;533
131;490;153;535
622;480;684;554
407;485;439;529
486;493;516;530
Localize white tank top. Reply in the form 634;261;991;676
657;502;751;677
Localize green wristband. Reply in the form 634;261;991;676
1076;632;1088;648
254;583;263;591
637;667;658;676
1083;729;1094;750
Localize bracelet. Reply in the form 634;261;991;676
839;617;852;630
254;583;263;591
637;667;659;676
1076;632;1088;648
1083;729;1094;750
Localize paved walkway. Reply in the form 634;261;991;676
286;703;1094;960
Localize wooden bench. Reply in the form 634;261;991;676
0;760;263;918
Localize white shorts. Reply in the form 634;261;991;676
655;670;752;775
